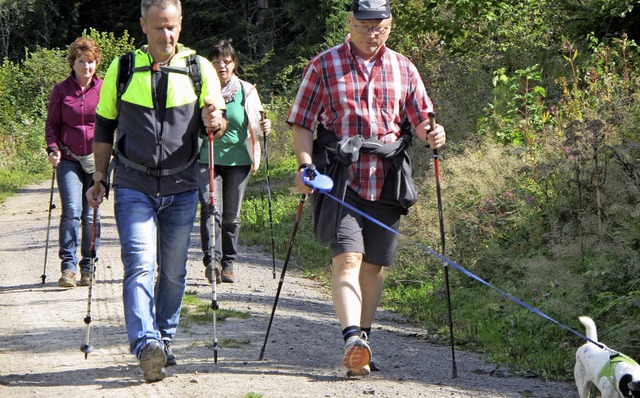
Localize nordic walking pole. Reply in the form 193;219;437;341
258;191;306;360
207;126;220;364
42;167;57;284
258;164;315;361
260;110;277;279
429;113;457;378
80;171;101;359
257;165;332;360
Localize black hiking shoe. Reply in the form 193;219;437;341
163;340;176;367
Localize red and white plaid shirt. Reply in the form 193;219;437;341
287;35;434;201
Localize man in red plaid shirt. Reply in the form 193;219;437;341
287;0;446;377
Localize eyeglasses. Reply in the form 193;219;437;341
212;59;234;67
352;24;390;35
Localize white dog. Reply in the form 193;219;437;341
574;316;640;397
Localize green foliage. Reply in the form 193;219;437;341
561;0;640;42
419;0;563;56
479;64;556;153
84;28;136;74
321;1;349;48
1;0;640;384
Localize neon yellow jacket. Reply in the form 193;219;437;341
95;44;225;196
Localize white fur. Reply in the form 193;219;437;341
574;316;640;398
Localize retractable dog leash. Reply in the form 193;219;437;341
305;167;602;350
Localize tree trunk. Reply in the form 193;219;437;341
255;0;269;56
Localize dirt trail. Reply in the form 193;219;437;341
0;180;577;397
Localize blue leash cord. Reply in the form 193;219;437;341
305;171;600;348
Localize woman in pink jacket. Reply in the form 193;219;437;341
45;37;102;288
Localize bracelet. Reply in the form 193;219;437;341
297;163;310;172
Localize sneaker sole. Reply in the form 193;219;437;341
343;343;371;370
346;364;371;377
140;344;167;383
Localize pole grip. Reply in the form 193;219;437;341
428;112;438;153
92;171;103;197
205;97;221;135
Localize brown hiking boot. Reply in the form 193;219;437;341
79;270;92;286
205;260;222;284
58;271;76;287
221;268;236;283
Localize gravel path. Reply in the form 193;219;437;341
0;180;578;397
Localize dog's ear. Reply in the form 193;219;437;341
628;379;640;391
620;374;634;396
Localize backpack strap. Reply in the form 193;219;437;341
160;54;202;98
187;54;202;99
116;51;147;110
112;52;203;178
114;151;199;177
117;52;202;106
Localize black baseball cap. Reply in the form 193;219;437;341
350;0;391;20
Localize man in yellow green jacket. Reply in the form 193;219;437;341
86;0;226;383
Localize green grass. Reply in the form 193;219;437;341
0;164;50;204
180;290;250;325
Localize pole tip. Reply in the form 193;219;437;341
80;344;93;358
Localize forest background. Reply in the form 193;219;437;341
1;0;639;382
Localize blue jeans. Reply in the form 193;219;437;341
114;187;197;357
56;159;100;273
197;164;250;271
